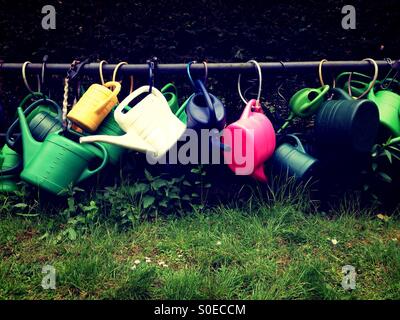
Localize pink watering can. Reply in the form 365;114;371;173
222;99;276;182
222;60;276;182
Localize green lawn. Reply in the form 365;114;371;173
1;198;399;300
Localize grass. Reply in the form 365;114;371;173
0;195;399;300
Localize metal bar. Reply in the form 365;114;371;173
0;60;394;76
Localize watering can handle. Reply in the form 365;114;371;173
298;85;330;114
76;142;109;183
6;98;61;149
115;85;165;114
240;99;260;119
94;81;121;114
286;134;306;153
195;79;217;123
161;83;178;96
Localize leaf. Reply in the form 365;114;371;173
378;171;392;183
144;169;154;181
142;196;156;209
151;179;168;190
183;180;192;187
13;203;28;209
377;213;390;222
384;149;393;163
371;162;378;172
67;228;77;241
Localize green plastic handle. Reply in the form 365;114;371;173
161;83;178;96
76;142;109;183
289;85;330;118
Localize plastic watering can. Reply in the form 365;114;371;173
222;99;276;183
6;95;62;153
161;83;188;124
271;134;319;181
0;144;22;192
336;72;373;97
79;86;187;159
278;85;329;133
315;88;379;153
161;83;180;114
367;86;400;137
67;81;121;132
186;79;226;131
92;108;126;165
17;107;109;195
289;85;330;118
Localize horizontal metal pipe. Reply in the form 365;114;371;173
0;60;395;76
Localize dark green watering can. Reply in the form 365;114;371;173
17;107;109;195
161;83;188;124
271;134;319;182
6;94;62;153
315;88;380;154
0;144;22;193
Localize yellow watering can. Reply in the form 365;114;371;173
67;81;121;132
79;86;187;159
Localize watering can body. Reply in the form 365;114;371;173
93;109;126;165
0;144;21;192
17;107;108;195
222;99;276;182
368;88;400;137
186;80;226;131
67;81;121;132
315;88;379;154
6;97;62;153
79;86;186;159
272;135;319;181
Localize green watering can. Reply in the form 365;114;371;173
161;83;188;124
336;72;400;137
17;107;109;195
279;85;330;132
0;144;22;193
91;107;126;165
368;84;400;137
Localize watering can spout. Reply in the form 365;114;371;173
17;107;42;165
79;133;157;155
251;165;268;183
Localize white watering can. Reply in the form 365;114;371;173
80;86;187;159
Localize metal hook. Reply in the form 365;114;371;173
22;61;41;94
99;60;108;85
187;61;208;88
237;60;262;105
381;58;400;90
40;55;49;97
112;61;134;94
349;58;379;100
147;57;158;94
318;59;336;88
